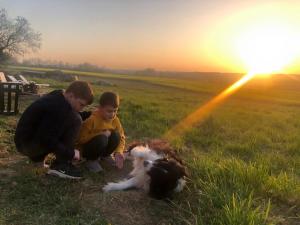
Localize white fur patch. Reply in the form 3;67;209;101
174;178;186;192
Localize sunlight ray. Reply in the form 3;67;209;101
164;72;256;140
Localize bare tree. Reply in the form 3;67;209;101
0;8;41;62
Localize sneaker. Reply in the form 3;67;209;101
47;161;82;179
86;160;103;173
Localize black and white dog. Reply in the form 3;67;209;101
103;140;187;199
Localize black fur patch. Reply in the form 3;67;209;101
147;158;186;199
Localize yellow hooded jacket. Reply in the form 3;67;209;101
77;110;125;153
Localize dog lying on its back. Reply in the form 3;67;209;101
103;139;187;199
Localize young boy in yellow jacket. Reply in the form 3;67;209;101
77;92;125;172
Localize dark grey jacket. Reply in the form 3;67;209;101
14;90;82;160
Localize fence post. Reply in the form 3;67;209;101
0;83;4;113
14;84;20;114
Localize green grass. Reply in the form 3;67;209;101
0;172;107;225
0;66;299;224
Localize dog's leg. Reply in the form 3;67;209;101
130;147;151;159
129;158;144;177
131;147;161;161
103;177;138;192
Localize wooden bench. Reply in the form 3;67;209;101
8;75;22;83
18;74;49;94
0;72;22;115
19;74;30;84
0;72;7;82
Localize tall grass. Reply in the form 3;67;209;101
0;69;299;224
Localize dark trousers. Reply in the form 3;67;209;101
15;114;82;163
82;131;120;160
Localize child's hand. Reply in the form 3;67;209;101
115;153;124;169
73;149;81;161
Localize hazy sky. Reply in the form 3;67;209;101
2;0;300;73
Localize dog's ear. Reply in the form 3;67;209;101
167;151;183;165
168;159;188;178
181;165;188;177
178;163;188;177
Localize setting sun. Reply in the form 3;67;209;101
235;22;300;74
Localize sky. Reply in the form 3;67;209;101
1;0;300;73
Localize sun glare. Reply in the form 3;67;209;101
235;22;300;74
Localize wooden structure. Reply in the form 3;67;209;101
0;72;7;83
5;74;48;95
18;74;49;94
0;72;22;115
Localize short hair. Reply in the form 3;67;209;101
65;81;94;105
99;91;119;108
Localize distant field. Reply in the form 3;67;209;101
0;65;299;225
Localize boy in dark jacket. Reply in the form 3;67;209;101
14;81;93;179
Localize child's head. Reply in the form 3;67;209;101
65;81;94;112
98;91;119;120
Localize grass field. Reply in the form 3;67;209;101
0;65;299;225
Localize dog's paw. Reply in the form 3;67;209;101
102;183;115;192
131;146;149;158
